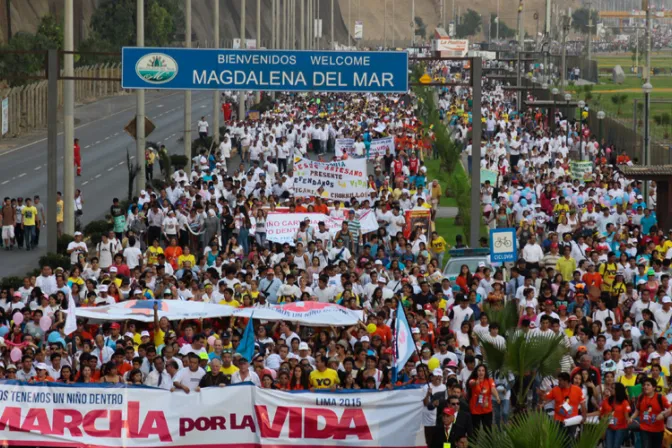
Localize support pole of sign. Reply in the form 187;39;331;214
64;0;75;235
308;0;313;49
470;58;482;249
136;0;146;191
271;0;275;49
392;0;395;48
292;0;296;48
185;0;193;170
213;0;220;143
348;0;352;47
47;49;58;254
239;0;246;120
256;0;261;103
301;0;305;49
316;0;320;49
331;0;334;49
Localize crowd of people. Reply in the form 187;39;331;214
0;55;670;448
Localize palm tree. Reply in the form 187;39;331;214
470;411;609;448
478;328;568;413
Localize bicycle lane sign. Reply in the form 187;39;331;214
489;228;517;263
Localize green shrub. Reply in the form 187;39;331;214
83;219;112;246
0;276;24;290
170;154;189;170
39;253;71;270
191;136;213;158
57;234;74;254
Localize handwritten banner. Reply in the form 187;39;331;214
480;168;498;185
265;211;379;245
293;156;368;200
334;138;356;157
570;160;593;181
369;136;395;158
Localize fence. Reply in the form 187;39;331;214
0;63;125;138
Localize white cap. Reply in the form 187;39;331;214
74;231;83;236
35;362;49;371
663;296;672;304
440;316;450;322
432;368;443;377
360;336;370;342
374;260;383;265
377;278;387;285
622;323;632;331
109;266;118;273
298;342;310;351
98;285;108;292
648;352;661;362
141;331;150;337
124;332;134;338
411;328;420;334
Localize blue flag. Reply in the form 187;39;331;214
236;314;255;362
392;305;415;384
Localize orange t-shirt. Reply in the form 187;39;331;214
582;272;603;289
637;393;670;433
546;385;584;422
374;325;393;346
117;362;133;376
468;378;495;415
313;204;328;214
600;398;631;430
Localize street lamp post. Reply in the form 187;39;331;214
597;110;605;151
643;81;653;200
564;93;571;148
551;87;559;132
577;100;585;159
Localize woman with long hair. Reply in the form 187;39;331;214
600;382;631;448
455;265;472;294
289;365;310;390
466;364;501;431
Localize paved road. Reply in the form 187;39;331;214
0;91;216;279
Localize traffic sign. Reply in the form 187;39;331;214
489;228;518;263
124;116;156;140
121;48;409;93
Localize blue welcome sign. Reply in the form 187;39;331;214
122;47;409;93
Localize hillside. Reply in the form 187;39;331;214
1;0;582;48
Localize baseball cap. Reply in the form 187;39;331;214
35;362;49;371
299;342;310;350
446;360;458;368
6;364;17;371
141;331;150;337
360;336;370;342
110;322;121;330
649;352;661;362
577;346;588;353
123;332;134;338
443;407;457;416
440;316;450;322
663;296;672;304
411;328;420;334
622;323;632;331
432;368;443;377
109;266;118;273
98;285;108;292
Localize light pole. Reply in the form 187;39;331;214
551;87;558;132
577;100;585;158
564;93;571;148
643;81;653;200
597;110;605;150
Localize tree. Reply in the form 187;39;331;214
610;93;628;115
471;411;609;448
571;8;598;34
456;9;482;38
488;14;515;39
36;14;63;49
414;16;427;39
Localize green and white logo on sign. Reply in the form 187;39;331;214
135;53;178;84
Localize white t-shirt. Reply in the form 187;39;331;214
123;246;143;269
67;241;88;265
197;120;209;133
174;367;206;391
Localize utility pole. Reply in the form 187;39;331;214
64;0;75;235
561;14;570;92
185;0;192;169
392;0;395;48
470;58;482;248
47;50;58;254
213;0;220;143
256;0;261;102
496;0;500;40
348;0;352;47
331;0;334;49
136;0;146;191
587;1;593;82
271;0;275;49
301;0;305;49
516;0;523;108
384;0;387;48
411;0;415;46
316;0;320;49
239;0;246;120
643;0;652;200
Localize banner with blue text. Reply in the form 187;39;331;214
122;48;409;93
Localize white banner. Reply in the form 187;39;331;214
293;156;368;200
232;301;364;325
354;21;364;40
369;136;395;158
265;210;378;246
0;382;425;447
1;97;8;135
72;299;235;323
334;138;356;157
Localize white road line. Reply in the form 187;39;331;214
107;167;114;172
104;136;110;140
17;173;26;178
1;180;9;185
114;132;120;136
84;145;91;149
118;161;124;166
0;91;188;157
157;104;164;108
94;174;101;179
130;156;135;160
95;141;101;144
34;166;41;170
82;181;89;186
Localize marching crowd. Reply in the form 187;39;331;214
0;57;669;448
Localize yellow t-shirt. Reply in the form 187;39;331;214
22;206;38;226
431;236;447;253
618;374;637;388
218;299;241;308
178;254;196;268
154;328;166;347
309;368;340;389
146;246;164;265
220;364;240;375
56;200;64;223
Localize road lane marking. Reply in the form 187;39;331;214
1;181;8;185
18;173;26;177
107;167;114;172
84;145;91;149
118;161;124;166
82;181;89;186
94;174;101;179
34;166;41;170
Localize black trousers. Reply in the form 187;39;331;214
472;412;492;433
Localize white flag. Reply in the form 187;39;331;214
64;293;77;336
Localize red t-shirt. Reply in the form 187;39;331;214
546;385;584;422
468;378;495;415
637;393;669;433
600;398;631;430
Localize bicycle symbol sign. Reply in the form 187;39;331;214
489;228;517;263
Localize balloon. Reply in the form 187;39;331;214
12;313;23;326
427;358;440;371
520;198;528;207
10;347;21;363
207;336;216;347
366;324;377;334
0;326;8;337
39;316;52;332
